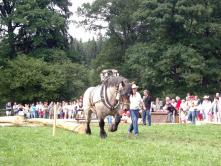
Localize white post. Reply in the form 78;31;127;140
53;103;57;136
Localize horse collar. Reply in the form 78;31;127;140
100;84;120;110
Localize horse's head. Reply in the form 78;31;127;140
117;79;131;110
105;76;131;110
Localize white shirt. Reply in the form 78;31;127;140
201;100;212;113
130;92;142;109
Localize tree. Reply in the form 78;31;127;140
0;0;72;59
0;55;90;103
79;0;221;96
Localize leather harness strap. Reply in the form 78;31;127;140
102;84;120;110
89;84;120;111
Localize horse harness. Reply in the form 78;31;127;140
89;83;120;111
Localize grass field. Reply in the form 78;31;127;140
0;124;221;166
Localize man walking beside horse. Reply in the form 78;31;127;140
128;84;146;137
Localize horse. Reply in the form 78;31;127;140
83;75;131;138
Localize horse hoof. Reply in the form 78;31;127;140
100;132;107;139
108;125;113;132
108;125;117;132
85;128;91;135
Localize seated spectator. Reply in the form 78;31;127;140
180;99;188;124
155;98;162;112
23;104;30;118
163;97;177;123
121;109;130;123
5;102;12;116
171;99;177;108
18;104;24;116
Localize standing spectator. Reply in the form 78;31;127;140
60;101;66;119
36;102;44;118
201;96;212;122
38;102;44;118
176;96;181;123
12;102;18;115
48;102;54;119
5;102;12;116
142;90;152;126
211;93;220;123
35;102;40;118
175;96;181;110
151;101;156;112
67;102;72;119
189;101;196;124
180;99;188;124
43;102;49;119
30;103;36;118
78;98;83;118
57;102;62;119
128;84;145;137
63;101;68;119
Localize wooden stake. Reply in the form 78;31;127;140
53;103;57;136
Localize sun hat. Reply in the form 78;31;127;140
203;95;209;99
131;84;139;89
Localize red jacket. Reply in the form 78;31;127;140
176;99;181;110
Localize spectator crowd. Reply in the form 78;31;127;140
119;92;221;125
4;92;221;125
5;97;84;120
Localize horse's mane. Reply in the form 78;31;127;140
103;76;129;87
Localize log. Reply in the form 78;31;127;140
0;123;17;127
0;117;85;134
27;118;85;133
0;116;25;125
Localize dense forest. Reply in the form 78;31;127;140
0;0;221;104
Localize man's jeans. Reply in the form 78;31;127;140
167;112;173;123
128;109;139;135
107;115;112;125
142;109;151;126
190;110;196;124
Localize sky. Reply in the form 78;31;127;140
68;0;98;42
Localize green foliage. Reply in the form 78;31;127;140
78;0;221;97
1;0;221;103
0;55;89;103
0;0;71;57
53;61;90;100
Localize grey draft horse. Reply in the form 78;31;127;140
83;76;131;138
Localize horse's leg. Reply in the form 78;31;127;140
99;118;107;138
109;114;122;132
85;109;92;135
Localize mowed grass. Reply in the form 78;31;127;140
0;124;221;166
